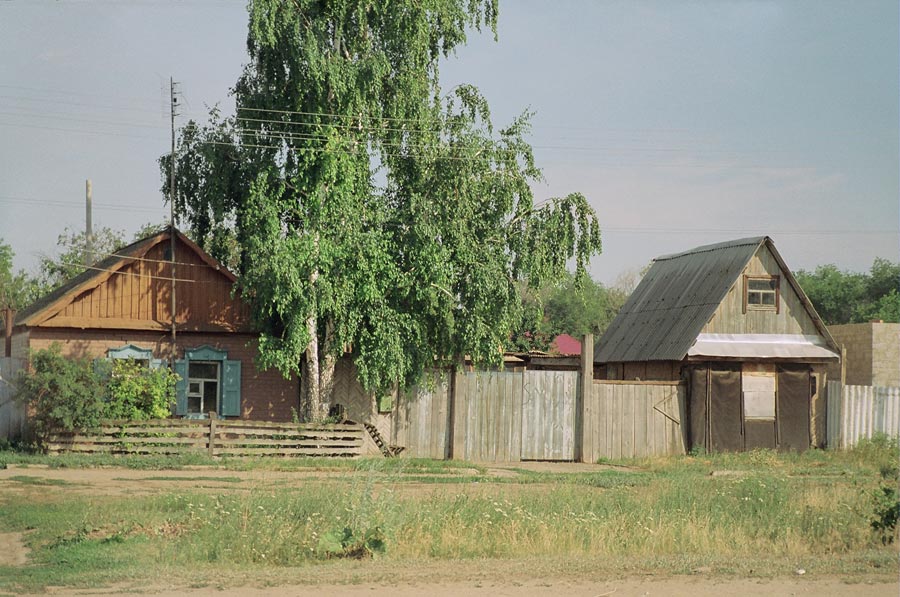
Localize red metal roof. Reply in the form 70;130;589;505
550;333;582;356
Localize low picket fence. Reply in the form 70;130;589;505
827;381;900;449
45;419;366;458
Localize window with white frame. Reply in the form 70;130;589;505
174;346;241;418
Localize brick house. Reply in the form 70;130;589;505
10;227;298;421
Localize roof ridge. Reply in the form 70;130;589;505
655;236;767;262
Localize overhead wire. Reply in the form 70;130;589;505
0;195;166;214
44;259;200;284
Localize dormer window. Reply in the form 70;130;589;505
744;275;780;313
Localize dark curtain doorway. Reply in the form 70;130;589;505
777;365;811;452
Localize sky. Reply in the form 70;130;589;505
0;0;897;286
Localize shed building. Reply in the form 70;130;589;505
595;237;839;452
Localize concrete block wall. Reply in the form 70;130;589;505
871;323;900;387
827;323;900;387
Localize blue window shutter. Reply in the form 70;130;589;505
150;358;165;370
221;360;241;417
174;359;188;416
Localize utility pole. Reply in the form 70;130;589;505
84;179;93;267
169;77;178;359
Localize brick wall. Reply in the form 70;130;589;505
24;328;299;422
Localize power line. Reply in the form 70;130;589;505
0;195;165;214
0;120;167;141
45;259;200;284
0;93;168;116
0;108;167;130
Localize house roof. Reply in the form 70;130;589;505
594;236;837;363
15;226;236;328
550;333;582;356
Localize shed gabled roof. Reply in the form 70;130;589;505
15;226;236;328
594;236;836;363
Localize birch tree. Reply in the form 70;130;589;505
163;0;603;421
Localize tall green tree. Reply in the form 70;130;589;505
163;0;602;421
0;239;44;318
510;273;626;353
37;226;127;289
795;258;900;325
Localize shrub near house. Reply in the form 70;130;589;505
15;344;178;438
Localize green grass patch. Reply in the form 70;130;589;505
7;475;77;486
0;441;897;592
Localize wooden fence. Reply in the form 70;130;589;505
45;419;366;457
582;381;687;462
826;381;900;449
386;365;685;463
0;358;25;442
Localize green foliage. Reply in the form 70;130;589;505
0;238;46;314
103;360;178;421
317;525;386;558
163;0;603;406
795;258;900;324
38;226;128;289
870;484;899;544
14;345;106;435
510;273;626;352
15;346;179;438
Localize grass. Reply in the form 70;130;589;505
0;451;486;474
0;439;897;593
7;475;77;486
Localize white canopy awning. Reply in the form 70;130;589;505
688;334;839;360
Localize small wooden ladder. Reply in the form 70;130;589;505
362;422;404;457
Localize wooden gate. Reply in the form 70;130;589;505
520;370;577;461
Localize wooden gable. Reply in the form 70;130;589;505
703;241;829;341
30;231;251;333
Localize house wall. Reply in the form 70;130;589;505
827;323;900;387
687;360;829;452
38;238;250;333
602;361;680;381
703;245;821;336
23;328;298;422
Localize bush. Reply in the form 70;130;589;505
103;359;178;421
15;344;180;438
15;344;106;435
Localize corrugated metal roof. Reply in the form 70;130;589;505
594;237;766;363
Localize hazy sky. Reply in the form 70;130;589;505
1;0;897;285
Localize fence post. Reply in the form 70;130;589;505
577;333;593;463
208;412;217;458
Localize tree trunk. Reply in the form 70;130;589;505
299;317;338;422
301;313;322;422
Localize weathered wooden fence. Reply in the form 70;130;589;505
0;357;25;442
453;370;526;462
45;419;365;457
582;381;687;462
394;370;452;459
387;366;685;463
826;381;900;449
